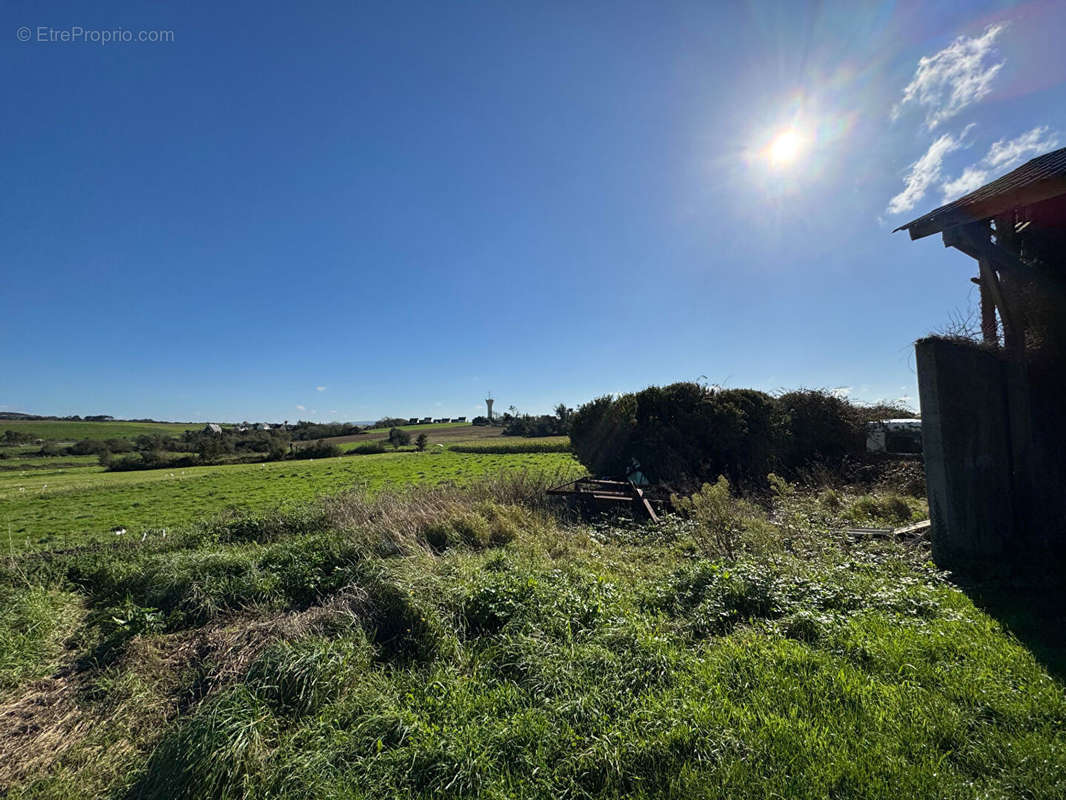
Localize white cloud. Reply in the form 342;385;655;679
941;125;1060;202
986;125;1059;170
831;386;852;398
296;404;306;411
940;166;988;202
887;127;972;214
315;386;326;392
893;23;1006;130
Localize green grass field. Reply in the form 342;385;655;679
2;480;1063;798
0;419;204;442
0;450;582;551
0;454;100;471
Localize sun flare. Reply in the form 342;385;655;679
766;128;806;167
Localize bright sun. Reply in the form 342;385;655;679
766;128;806;167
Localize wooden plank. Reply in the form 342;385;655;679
892;519;931;537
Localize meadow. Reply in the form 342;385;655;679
0;420;580;551
0;449;581;551
1;477;1063;798
0;419;204;442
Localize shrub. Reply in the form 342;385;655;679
67;438;107;456
777;389;863;471
2;429;34;445
37;441;63;457
570;384;783;489
293;440;341;459
387;427;411;449
670;476;768;560
818;488;843;511
846;494;915;526
350;442;387;455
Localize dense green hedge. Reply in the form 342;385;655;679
569;382;912;488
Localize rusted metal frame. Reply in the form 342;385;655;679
546;477;659;522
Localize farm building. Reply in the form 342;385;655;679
897;145;1066;580
203;423;223;435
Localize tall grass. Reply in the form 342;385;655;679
0;585;83;693
1;476;1064;799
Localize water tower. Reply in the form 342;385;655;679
485;392;494;421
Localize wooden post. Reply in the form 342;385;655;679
994;214;1026;357
978;258;1019;353
978;276;998;344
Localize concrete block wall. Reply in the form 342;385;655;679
915;338;1016;574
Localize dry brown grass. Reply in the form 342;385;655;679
0;598;366;792
321;469;574;552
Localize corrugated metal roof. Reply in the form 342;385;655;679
895;146;1066;239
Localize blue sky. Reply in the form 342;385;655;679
3;1;1065;422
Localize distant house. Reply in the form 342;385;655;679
255;423;272;431
421;417;432;424
203;423;223;435
455;416;467;422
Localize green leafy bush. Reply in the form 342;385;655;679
570;383;908;488
671;476;770;559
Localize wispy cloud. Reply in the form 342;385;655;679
893;23;1006;130
315;386;326;392
986;125;1059;170
887;126;972;214
296;404;306;411
831;386;852;398
941;125;1060;202
940;166;988;202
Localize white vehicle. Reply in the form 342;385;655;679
866;419;922;454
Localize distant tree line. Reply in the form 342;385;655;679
501;404;573;437
287;420;363;441
569;383;915;490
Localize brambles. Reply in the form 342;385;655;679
569;383;918;489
